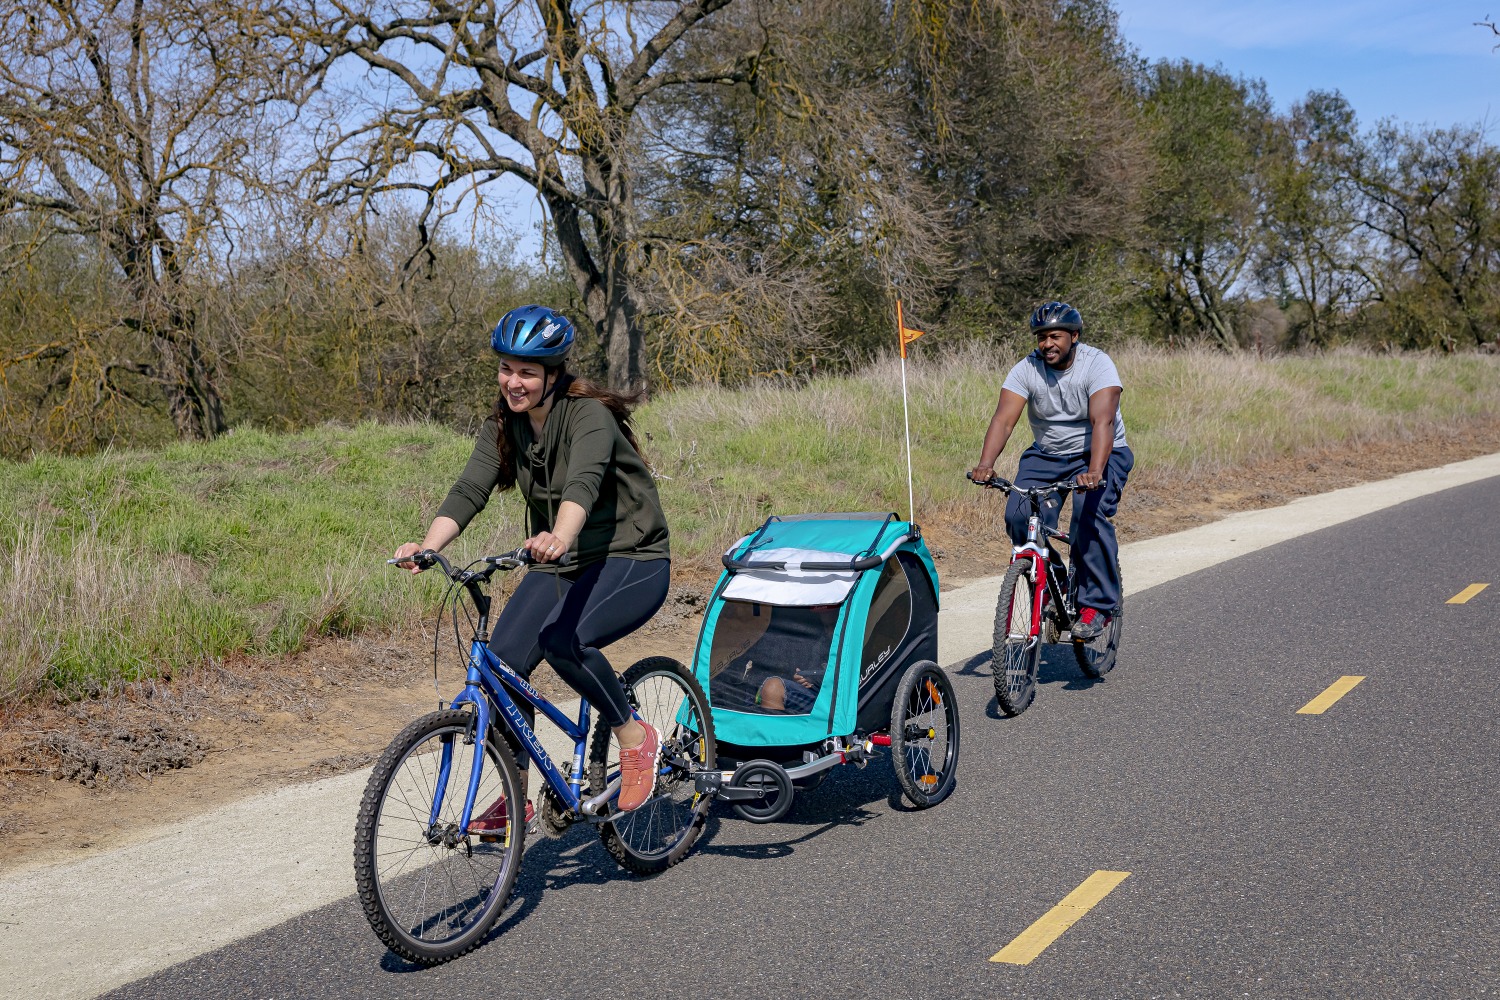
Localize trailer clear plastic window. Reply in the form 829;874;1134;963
707;600;839;715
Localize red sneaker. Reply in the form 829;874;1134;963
468;796;533;836
1072;607;1111;641
616;722;661;812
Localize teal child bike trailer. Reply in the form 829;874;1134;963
691;512;960;821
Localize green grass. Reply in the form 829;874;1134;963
4;345;1498;704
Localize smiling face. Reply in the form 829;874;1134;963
1034;327;1080;368
497;355;552;413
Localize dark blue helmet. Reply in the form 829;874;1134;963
490;305;576;364
1029;301;1083;334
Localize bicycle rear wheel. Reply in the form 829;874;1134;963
993;561;1042;716
354;709;525;965
588;657;716;875
1073;596;1123;678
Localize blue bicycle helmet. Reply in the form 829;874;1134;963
490;305;576;364
1029;301;1083;334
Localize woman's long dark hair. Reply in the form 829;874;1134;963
490;367;646;490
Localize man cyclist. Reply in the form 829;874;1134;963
969;301;1133;640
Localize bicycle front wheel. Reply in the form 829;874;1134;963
589;656;716;875
993;561;1042;716
354;709;525;965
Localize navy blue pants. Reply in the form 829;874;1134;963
1005;445;1134;614
489;558;670;762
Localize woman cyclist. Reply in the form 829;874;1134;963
393;304;670;821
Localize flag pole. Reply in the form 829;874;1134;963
896;299;916;523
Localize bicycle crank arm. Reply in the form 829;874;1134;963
579;776;621;816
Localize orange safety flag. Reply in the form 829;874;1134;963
896;299;926;358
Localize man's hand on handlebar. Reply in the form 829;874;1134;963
968;465;996;485
1075;471;1106;491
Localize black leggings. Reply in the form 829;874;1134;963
489;558;670;757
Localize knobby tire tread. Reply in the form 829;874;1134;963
993;562;1041;716
587;657;716;875
354;709;524;965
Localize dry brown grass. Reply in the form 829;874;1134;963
0;513;198;702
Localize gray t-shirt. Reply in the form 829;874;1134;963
1001;343;1127;456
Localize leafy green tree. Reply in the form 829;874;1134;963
1139;60;1275;349
1345;123;1500;349
1256;90;1374;347
635;0;1151;369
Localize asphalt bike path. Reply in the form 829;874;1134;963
5;452;1499;999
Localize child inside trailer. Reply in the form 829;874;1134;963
708;601;837;716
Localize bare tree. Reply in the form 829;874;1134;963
1255;91;1379;347
1477;17;1500;50
0;0;300;442
631;0;957;381
294;0;774;391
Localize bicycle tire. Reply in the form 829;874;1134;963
1073;594;1123;678
354;709;525;965
588;657;717;875
889;660;960;808
993;561;1042;716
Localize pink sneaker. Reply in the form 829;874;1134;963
616;722;661;812
468;796;533;837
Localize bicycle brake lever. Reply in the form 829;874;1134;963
388;551;439;571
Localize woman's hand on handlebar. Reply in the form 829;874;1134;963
525;530;574;564
392;542;428;574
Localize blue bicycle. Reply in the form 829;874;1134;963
353;548;717;965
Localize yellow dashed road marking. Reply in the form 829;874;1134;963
990;870;1130;965
1447;583;1490;604
1297;675;1366;715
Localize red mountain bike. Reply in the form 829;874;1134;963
970;474;1123;715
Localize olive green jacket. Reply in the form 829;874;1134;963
435;396;669;571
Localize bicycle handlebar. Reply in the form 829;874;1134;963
965;471;1095;496
387;546;575;580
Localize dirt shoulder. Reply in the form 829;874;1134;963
4;422;1500;875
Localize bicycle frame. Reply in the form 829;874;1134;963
430;640;597;833
1007;493;1080;641
978;479;1086;644
407;549;636;836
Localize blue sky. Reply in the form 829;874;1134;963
1111;0;1499;130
